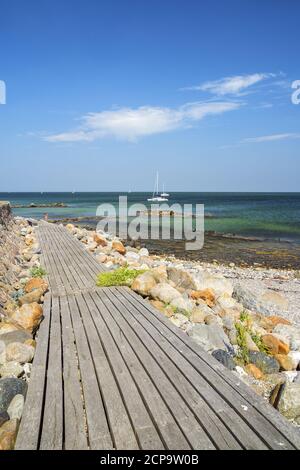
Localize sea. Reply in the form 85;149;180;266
1;192;300;268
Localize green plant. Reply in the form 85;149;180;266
250;332;270;354
240;310;250;323
30;266;47;278
96;267;145;287
235;322;250;365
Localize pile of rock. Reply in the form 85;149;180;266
0;203;47;449
66;223;300;427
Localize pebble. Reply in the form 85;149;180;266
7;394;24;420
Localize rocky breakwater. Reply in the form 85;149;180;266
0;203;48;450
65;222;300;427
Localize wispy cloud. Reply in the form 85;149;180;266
44;101;241;143
181;73;275;96
241;133;300;143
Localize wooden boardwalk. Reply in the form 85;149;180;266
15;223;300;450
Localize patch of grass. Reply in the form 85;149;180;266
30;266;47;278
235;322;250;365
96;267;145;287
240;310;250;323
250;332;270;354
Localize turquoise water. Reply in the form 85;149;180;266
1;192;300;243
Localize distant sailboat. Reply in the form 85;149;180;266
148;172;168;202
160;183;169;198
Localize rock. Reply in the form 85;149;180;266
276;382;300;421
275;354;294;371
248;351;280;374
0;418;19;450
190;307;206;324
112;240;126;255
0;378;27;413
7;394;24;420
245;364;264;379
66;223;75;232
5;342;35;363
222;315;235;331
233;284;288;316
194;271;233;297
0;323;19;336
288;351;300;370
169;313;190;330
273;324;300;351
18;287;44;305
190;289;215;307
125;251;140;262
262;334;289;355
93;233;107;247
212;350;235;370
96;254;107;264
139;248;149;257
204;314;222;326
187;324;231;353
170;296;194;314
150;283;181;304
24;338;36;348
284;371;298;383
150;265;168;283
267;316;291;328
0;330;32;346
167;267;198;290
0;411;9;427
0;362;24;378
244;332;259;352
131;272;157;296
295;373;300;384
24;278;48;294
0;342;5;365
10;302;43;332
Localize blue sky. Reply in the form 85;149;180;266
0;0;299;191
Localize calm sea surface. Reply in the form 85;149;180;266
2;192;300;243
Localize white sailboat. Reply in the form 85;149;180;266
148;172;168;202
160;183;169;198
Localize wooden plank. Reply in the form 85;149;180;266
59;295;89;450
90;290;214;450
67;295;115;450
77;292;165;450
15;293;52;450
103;287;259;450
84;291;191;450
39;296;63;450
117;288;299;450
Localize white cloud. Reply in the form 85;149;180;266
182;73;274;96
241;133;300;143
45;101;241;143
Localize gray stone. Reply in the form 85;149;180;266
248;351;280;374
167;267;197;290
0;411;9;427
0;377;27;413
170;296;194;314
0;330;32;346
212;349;236;370
0;362;24;378
233;284;288;316
150;283;181;304
7;394;24;420
187;324;231;353
276;382;300;421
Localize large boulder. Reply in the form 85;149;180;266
248;351;280;374
19;287;44;305
233;284;288;316
187;324;231;353
0;378;27;413
170;296;194;314
112;240;126;255
0;418;19;450
261;334;289;356
167;268;198;290
272;324;300;351
9;302;43;333
131;272;157;296
150;283;181;304
194;271;233;297
276;382;300;422
212;349;235;370
5;342;35;363
0;362;24;378
0;330;32;346
24;278;48;294
93;233;107;247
